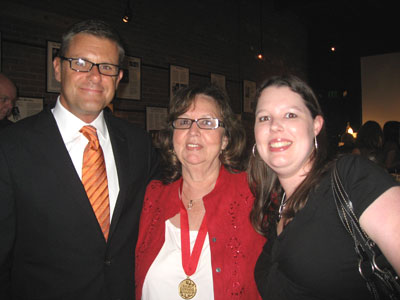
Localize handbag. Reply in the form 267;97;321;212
331;162;400;300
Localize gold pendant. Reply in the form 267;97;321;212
179;277;197;299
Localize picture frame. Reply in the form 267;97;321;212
8;97;43;122
210;73;226;90
146;106;168;148
146;106;168;132
243;80;257;113
46;41;61;93
116;56;141;100
170;65;189;101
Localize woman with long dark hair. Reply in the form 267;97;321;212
248;75;400;299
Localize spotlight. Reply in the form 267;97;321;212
122;8;132;23
122;1;132;23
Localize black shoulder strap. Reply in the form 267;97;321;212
331;161;400;300
331;163;373;249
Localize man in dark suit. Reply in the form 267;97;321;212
0;19;158;299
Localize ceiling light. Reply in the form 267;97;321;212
122;1;132;23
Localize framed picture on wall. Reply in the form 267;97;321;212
146;106;168;132
210;73;226;90
170;65;189;101
146;106;168;148
116;56;141;100
8;97;43;123
243;80;257;113
46;41;61;93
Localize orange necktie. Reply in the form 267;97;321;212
80;125;110;240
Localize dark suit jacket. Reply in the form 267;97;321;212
0;109;159;300
0;118;13;130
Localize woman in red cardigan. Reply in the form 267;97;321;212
135;84;265;300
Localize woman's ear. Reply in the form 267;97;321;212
313;115;324;136
221;135;228;151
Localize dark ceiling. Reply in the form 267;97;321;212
280;0;399;57
273;0;399;139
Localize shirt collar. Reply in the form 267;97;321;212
52;97;108;142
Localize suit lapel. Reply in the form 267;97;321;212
105;114;129;238
33;110;101;224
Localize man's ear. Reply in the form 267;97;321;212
115;69;123;88
53;57;62;83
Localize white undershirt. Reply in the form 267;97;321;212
142;219;214;300
52;98;119;220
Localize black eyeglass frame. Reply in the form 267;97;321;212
59;56;121;76
172;118;225;130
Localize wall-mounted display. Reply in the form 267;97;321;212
8;97;43;122
146;106;168;131
211;73;226;90
46;41;61;93
170;65;189;100
117;56;141;100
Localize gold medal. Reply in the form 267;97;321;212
178;277;197;299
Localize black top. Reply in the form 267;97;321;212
255;155;399;300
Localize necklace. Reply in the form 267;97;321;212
179;187;202;210
187;199;194;210
278;192;287;220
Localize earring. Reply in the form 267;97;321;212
314;136;318;150
252;143;257;157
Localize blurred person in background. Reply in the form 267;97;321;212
352;120;384;166
0;73;17;130
383;120;400;173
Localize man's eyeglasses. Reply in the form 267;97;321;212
60;56;120;76
172;118;225;130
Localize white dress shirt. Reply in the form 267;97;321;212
52;98;119;220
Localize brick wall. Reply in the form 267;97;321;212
0;0;307;133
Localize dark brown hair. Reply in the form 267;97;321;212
248;75;330;236
59;19;125;65
356;120;383;150
158;84;246;184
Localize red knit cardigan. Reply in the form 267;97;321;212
135;166;266;299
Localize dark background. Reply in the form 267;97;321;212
0;0;398;149
286;0;399;144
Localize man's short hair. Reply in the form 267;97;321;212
59;19;125;65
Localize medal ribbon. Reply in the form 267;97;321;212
180;196;208;276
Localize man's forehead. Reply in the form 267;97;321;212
0;82;17;100
65;34;119;62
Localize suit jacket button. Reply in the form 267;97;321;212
104;260;112;266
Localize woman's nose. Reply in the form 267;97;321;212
270;119;283;132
